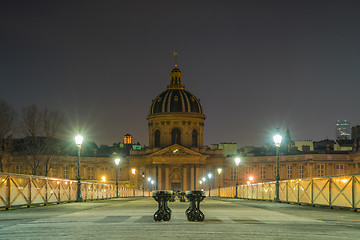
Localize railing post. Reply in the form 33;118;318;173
45;178;48;206
6;175;10;210
352;176;357;212
311;178;314;206
297;180;300;203
28;176;32;207
329;177;332;208
286;181;288;202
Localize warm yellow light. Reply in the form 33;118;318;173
147;177;151;182
341;179;348;183
199;180;203;184
57;181;60;184
247;181;251;185
217;168;222;174
115;158;120;165
102;176;106;182
249;176;254;181
202;177;206;182
235;157;241;166
131;168;136;175
151;180;154;184
208;173;212;179
75;135;83;147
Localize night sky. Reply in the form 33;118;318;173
1;1;360;147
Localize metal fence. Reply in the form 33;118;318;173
209;174;360;210
0;173;135;209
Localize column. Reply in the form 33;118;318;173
158;165;162;190
183;165;188;191
165;165;170;190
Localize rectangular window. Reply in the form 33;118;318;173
260;166;266;180
88;166;94;180
317;164;325;177
52;166;57;178
299;165;304;178
245;166;252;175
274;165;278;177
15;165;21;174
63;166;69;179
230;166;236;179
335;164;344;175
119;167;123;180
287;165;292;179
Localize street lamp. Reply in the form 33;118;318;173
142;172;145;197
235;157;241;199
147;177;152;196
217;168;222;197
75;134;83;202
207;173;212;197
273;128;282;202
115;158;120;198
131;168;136;197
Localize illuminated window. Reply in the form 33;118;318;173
335;164;344;175
154;129;160;147
171;128;181;145
192;129;198;147
299;165;304;178
317;164;325;177
287;165;292;179
260;166;266;179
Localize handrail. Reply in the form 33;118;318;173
209;174;360;211
0;172;135;209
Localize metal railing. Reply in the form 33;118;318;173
209;174;360;210
0;173;135;209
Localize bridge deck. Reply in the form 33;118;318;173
0;198;359;239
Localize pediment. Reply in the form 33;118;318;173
149;144;204;157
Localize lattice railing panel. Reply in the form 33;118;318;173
312;178;330;205
331;176;353;208
287;180;299;203
299;179;312;204
10;175;30;206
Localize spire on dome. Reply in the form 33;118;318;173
168;50;184;89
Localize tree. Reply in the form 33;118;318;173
0;100;16;172
20;105;63;176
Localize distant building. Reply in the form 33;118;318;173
336;120;351;140
294;140;314;152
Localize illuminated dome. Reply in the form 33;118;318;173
149;67;203;115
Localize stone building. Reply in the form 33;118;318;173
128;64;227;192
3;64;360;191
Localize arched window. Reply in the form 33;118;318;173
154;129;160;147
171;128;181;145
192;129;198;147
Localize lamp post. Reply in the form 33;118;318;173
217;168;222;197
115;158;120;198
235;157;241;199
207;173;212;197
201;177;206;191
273;128;282;202
131;168;136;197
75;135;83;202
142;172;145;197
147;177;151;196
